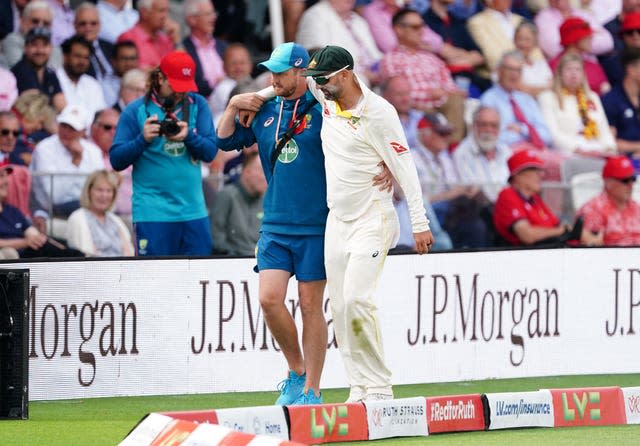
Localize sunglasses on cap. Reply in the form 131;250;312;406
312;65;349;85
0;129;20;137
616;176;637;184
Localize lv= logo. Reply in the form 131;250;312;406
310;406;349;438
562;391;601;421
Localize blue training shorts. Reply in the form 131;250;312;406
256;232;326;281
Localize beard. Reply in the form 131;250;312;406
475;132;498;152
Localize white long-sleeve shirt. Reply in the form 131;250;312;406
307;76;430;233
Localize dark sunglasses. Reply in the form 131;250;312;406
312;65;349;85
30;18;52;27
623;29;640;36
616;176;637;184
76;20;98;27
0;129;20;137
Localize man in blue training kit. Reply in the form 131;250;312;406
110;50;217;256
216;43;328;405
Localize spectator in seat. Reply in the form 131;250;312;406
539;51;616;158
96;0;139;45
210;150;266;256
0;160;84;258
493;149;601;245
296;0;382;85
44;0;75;46
10;26;66;112
116;0;178;71
2;0;63;70
534;0;613;60
56;35;107;129
102;40;139;108
208;43;254;121
549;17;611;94
423;0;490;93
467;0;526;74
31;104;104;218
577;155;640;246
453;105;512;203
514;21;553;97
411;111;490;248
11;90;57;167
74;3;115;99
113;68;146;113
602;47;640;171
380;8;466;143
182;0;226;99
65;169;134;256
600;12;640;87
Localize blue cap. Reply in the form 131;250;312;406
258;42;310;73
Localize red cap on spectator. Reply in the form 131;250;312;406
602;155;635;180
159;51;198;93
560;17;593;47
0;159;13;175
621;12;640;34
508;150;544;178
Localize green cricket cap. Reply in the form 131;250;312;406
303;45;354;77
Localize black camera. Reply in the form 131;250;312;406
153;117;181;137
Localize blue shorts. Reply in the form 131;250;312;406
134;217;212;256
256;232;326;281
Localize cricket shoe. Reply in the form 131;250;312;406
293;389;323;405
275;370;306;405
345;385;365;403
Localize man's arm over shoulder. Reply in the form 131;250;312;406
109;99;149;171
183;94;217;162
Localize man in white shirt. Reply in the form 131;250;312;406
56;34;106;129
30;104;104;217
303;46;432;402
96;0;139;44
452;105;512;202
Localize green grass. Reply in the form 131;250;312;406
0;374;639;446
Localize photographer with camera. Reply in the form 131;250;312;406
110;50;217;256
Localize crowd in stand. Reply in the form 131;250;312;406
0;0;638;258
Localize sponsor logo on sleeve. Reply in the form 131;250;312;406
390;141;408;155
426;394;485;433
550;387;626;427
486;390;553;430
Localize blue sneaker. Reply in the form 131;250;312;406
293;389;323;405
275;370;306;405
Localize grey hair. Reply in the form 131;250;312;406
472;105;501;124
137;0;155;10
184;0;210;17
515;20;539;38
121;68;147;88
23;0;52;19
497;50;525;68
75;2;99;17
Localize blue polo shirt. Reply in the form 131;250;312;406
0;204;29;239
11;58;62;103
602;84;640;142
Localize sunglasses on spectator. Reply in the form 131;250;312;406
312;65;349;85
77;20;98;27
616;176;637;184
0;129;20;137
30;18;51;27
623;29;640;36
96;122;116;131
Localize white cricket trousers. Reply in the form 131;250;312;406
325;199;400;395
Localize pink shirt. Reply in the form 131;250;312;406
534;7;614;59
117;24;174;71
0;68;18;112
190;35;224;90
361;0;443;54
578;192;640;246
380;45;457;109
